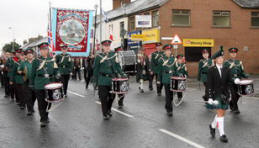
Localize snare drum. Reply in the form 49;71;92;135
237;79;254;96
170;77;186;92
111;78;129;94
44;82;64;103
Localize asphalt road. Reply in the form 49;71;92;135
0;77;259;148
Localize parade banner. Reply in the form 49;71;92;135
49;8;94;57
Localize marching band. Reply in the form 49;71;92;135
0;40;254;143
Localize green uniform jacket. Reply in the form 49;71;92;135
6;58;15;78
12;60;25;84
31;56;58;90
197;58;213;82
93;52;121;86
151;51;164;74
224;59;248;81
55;53;73;75
173;63;188;77
158;55;176;85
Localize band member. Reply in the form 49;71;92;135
12;49;26;109
2;51;10;98
136;49;148;93
31;43;59;127
159;44;176;116
198;49;214;101
147;55;154;91
7;50;18;101
83;55;94;89
207;47;239;143
55;44;73;97
93;40;123;120
173;54;188;102
73;58;81;80
224;48;248;114
151;42;164;96
22;48;36;116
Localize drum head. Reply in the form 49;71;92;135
171;76;186;81
45;83;63;90
112;78;129;81
239;79;253;85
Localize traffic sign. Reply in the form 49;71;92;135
171;34;182;45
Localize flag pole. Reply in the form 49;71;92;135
100;0;102;43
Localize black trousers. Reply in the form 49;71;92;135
74;68;81;80
84;69;93;88
61;74;70;95
156;74;163;94
3;74;10;96
164;84;174;112
16;84;25;107
176;92;183;98
149;73;154;89
35;90;49;122
24;85;36;112
118;94;125;105
98;86;115;116
229;84;240;110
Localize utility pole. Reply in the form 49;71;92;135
100;0;102;43
93;4;98;55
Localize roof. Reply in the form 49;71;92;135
233;0;259;8
96;0;168;23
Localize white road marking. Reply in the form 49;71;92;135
67;90;85;98
95;101;134;118
159;129;205;148
68;90;134;118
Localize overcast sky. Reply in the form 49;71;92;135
0;0;113;52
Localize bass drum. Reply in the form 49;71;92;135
44;82;64;103
111;78;129;94
170;77;186;92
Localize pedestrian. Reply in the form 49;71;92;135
6;50;17;101
151;42;164;96
207;46;240;143
31;42;59;127
55;44;73;98
73;58;81;80
136;49;147;93
22;48;36;116
197;49;214;102
83;55;94;89
159;44;176;116
224;47;248;114
93;40;124;120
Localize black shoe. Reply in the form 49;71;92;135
107;111;113;117
140;89;144;93
149;87;153;91
4;95;9;98
103;115;110;120
118;102;124;109
27;112;33;116
157;93;161;96
233;109;240;114
203;96;208;102
209;125;216;138
167;111;173;117
220;135;228;143
20;106;25;110
40;121;49;127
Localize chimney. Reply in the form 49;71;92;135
113;0;131;10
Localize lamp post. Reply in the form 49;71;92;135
93;4;98;55
100;0;102;43
8;27;15;52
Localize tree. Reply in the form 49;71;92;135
2;41;21;52
23;40;28;45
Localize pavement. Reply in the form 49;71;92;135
0;77;259;148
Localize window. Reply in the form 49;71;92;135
120;21;125;37
152;10;159;27
172;9;191;26
129;16;135;31
185;47;211;62
213;10;231;27
251;12;259;27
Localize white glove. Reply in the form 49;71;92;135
234;78;241;84
213;100;219;105
208;98;214;105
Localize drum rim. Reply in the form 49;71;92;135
110;91;127;94
112;78;129;81
45;98;64;103
171;76;186;80
44;82;63;90
238;79;254;85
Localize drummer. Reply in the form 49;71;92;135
173;54;188;103
224;48;248;114
93;40;123;120
31;42;59;127
55;44;73;98
151;42;164;96
159;44;176;116
197;49;214;102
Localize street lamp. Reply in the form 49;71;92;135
8;27;15;52
93;4;98;55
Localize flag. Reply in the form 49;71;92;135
109;34;114;41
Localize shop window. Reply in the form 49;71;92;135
120;21;125;36
213;10;231;27
251;12;259;27
172;9;191;26
185;47;211;62
152;10;159;27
